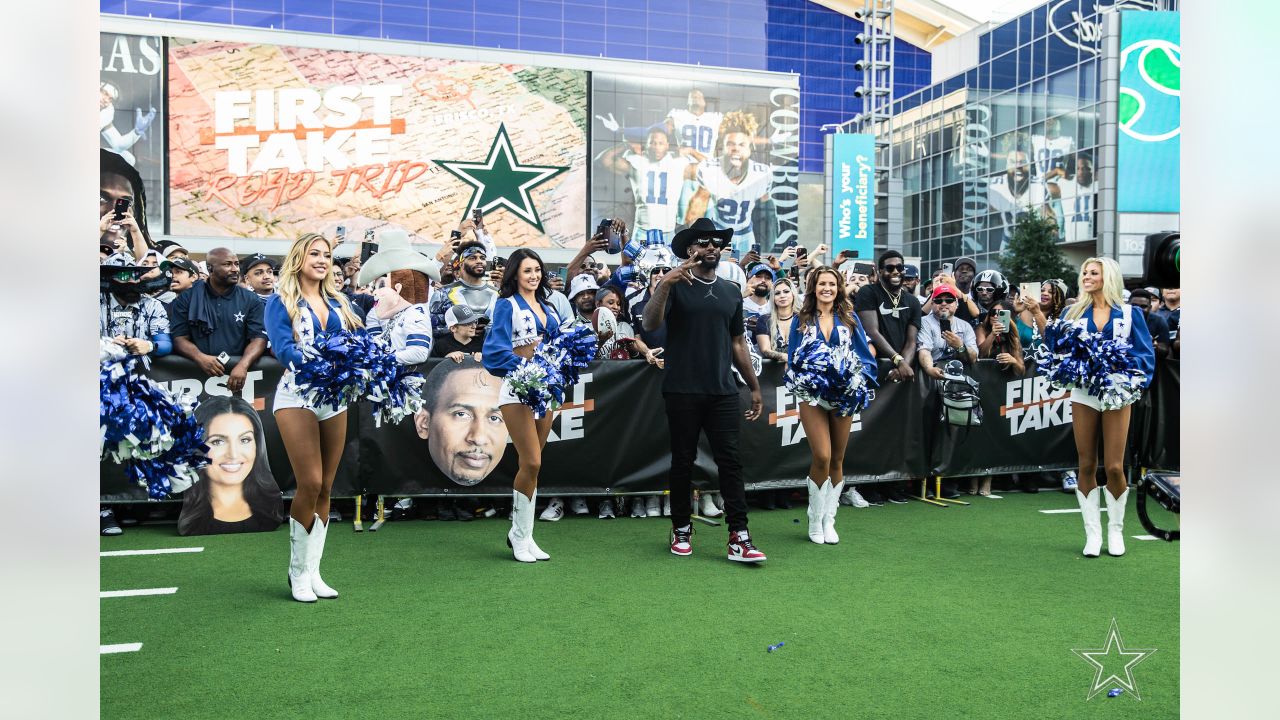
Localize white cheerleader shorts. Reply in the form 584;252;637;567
498;377;559;419
1069;373;1141;412
273;382;347;421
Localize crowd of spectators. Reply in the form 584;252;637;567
99;161;1180;531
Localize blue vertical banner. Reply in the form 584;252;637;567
1117;11;1180;213
830;133;875;258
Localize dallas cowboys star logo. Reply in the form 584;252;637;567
234;311;245;323
1072;618;1157;700
433;124;569;233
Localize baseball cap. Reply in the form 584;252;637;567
445;304;480;328
159;241;188;259
569;273;599;299
931;283;960;300
746;263;776;281
161;256;199;276
903;264;920;279
240;253;276;274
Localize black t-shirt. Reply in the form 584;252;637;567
631;297;668;350
955;293;979;326
854;282;922;355
431;333;482;358
1141;308;1170;350
660;276;743;396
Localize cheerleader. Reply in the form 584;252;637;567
265;233;364;602
1050;257;1155;557
482;248;565;563
787;267;877;545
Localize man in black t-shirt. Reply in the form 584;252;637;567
855;250;923;505
643;218;766;564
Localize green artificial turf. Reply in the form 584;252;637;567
101;492;1179;719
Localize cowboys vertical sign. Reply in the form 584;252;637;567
830;133;875;259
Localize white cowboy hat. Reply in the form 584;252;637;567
356;229;442;285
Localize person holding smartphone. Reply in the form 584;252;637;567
976;301;1025;374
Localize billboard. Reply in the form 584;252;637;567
590;74;800;256
829;133;875;259
167;39;587;248
1117;11;1180;213
100;33;165;233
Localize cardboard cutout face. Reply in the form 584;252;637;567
413;362;508;486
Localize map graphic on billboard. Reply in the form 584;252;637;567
167;39;587;248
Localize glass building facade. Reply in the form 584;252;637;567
101;0;931;175
885;0;1178;274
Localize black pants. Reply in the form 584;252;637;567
664;393;750;533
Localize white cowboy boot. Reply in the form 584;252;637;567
1105;488;1129;557
823;480;844;545
287;516;317;603
308;514;338;599
1075;488;1102;558
507;491;537;563
526;490;550;561
805;478;825;544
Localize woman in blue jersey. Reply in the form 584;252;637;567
787;267;877;545
265;233;364;603
482;248;565;563
1053;257;1155;558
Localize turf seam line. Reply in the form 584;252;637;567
1039;508;1109;514
100;643;142;654
100;547;204;557
100;587;178;598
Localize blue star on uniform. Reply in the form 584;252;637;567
433;124;568;233
1072;618;1157;700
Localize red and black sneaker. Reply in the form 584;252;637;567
670;524;693;556
727;530;766;563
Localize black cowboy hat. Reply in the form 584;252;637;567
671;218;734;259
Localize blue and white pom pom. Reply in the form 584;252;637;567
1088;338;1145;410
546;323;597;387
99;339;206;499
1037;320;1145;409
785;336;875;417
502;325;596;417
292;329;427;425
290;330;378;408
362;335;426;428
1036;319;1093;391
506;354;567;418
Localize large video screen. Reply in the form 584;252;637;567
167;39;587;248
591;74;800;255
100;32;166;233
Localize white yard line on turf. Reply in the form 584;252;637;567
100;547;203;557
100;587;178;599
1039;508;1109;514
100;643;142;654
1132;535;1160;541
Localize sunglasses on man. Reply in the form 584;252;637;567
881;263;905;274
934;296;956;304
692;237;728;249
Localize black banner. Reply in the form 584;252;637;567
101;357;1179;500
